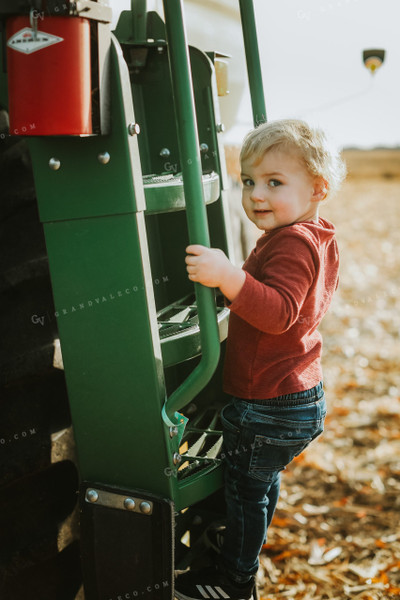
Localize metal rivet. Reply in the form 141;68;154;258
173;452;182;465
124;498;136;511
216;123;225;133
159;147;171;158
169;426;178;438
200;143;209;153
140;501;151;514
98;152;110;164
128;122;140;136
49;157;61;171
157;46;164;54
86;489;99;503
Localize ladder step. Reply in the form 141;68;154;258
143;171;220;214
158;297;229;367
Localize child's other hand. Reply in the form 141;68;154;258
185;245;246;301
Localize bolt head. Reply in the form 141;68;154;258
169;426;178;438
86;489;99;503
173;452;182;465
128;122;140;136
49;157;61;171
159;147;171;158
98;152;110;165
140;501;151;514
124;498;136;511
216;123;225;133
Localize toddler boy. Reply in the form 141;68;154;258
175;119;346;600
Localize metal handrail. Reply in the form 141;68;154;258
239;0;267;126
161;0;220;423
131;0;147;42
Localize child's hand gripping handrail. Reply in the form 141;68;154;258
161;0;220;425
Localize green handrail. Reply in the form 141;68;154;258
131;0;147;42
161;0;220;423
238;0;267;126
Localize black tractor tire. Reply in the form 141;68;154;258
0;110;82;599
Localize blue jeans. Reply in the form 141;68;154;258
219;382;326;582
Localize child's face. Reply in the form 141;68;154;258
240;147;325;232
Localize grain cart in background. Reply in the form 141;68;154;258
0;1;266;598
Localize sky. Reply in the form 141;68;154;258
111;0;400;149
248;0;400;149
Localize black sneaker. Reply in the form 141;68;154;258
174;565;257;600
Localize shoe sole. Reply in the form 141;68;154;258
175;590;252;600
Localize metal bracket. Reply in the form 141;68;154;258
80;483;173;598
73;1;112;23
85;487;153;515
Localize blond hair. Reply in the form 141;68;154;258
240;119;346;198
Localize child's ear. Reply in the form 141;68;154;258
312;177;328;202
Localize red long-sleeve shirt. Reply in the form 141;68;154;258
223;217;339;400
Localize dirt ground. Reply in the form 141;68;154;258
253;149;400;599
